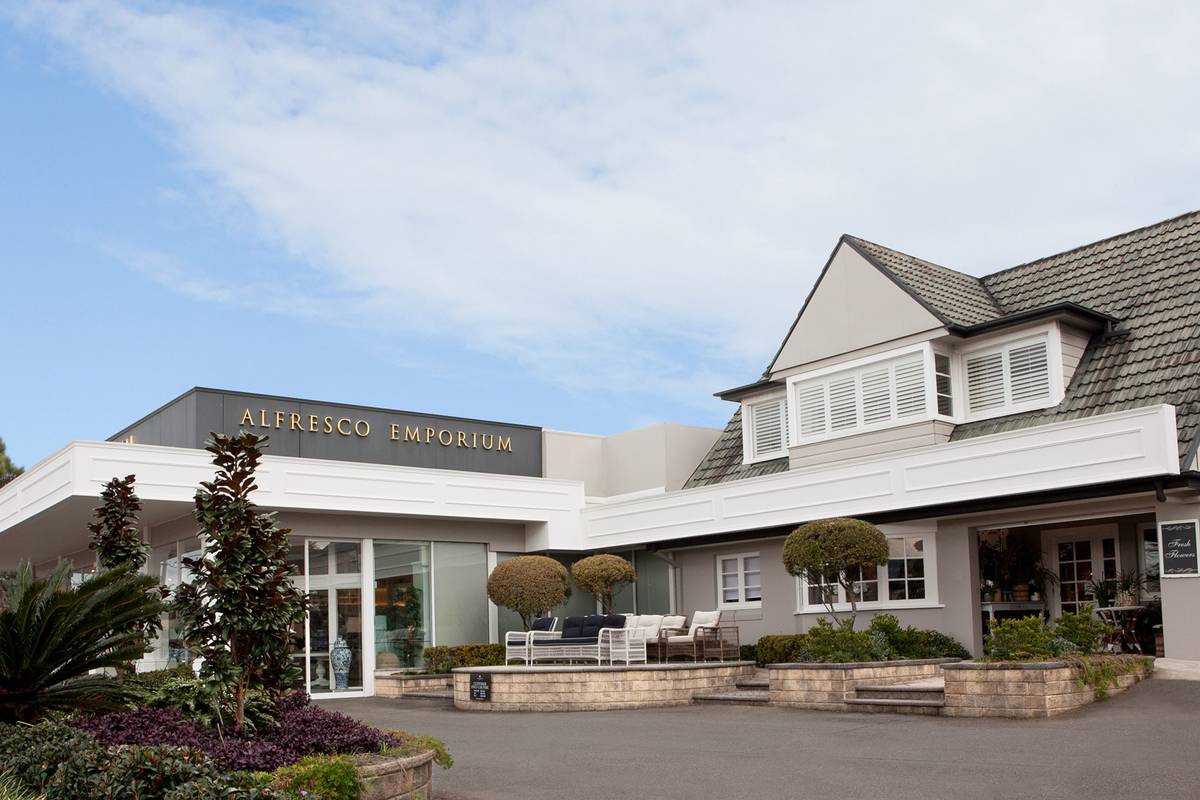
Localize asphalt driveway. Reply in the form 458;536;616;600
337;679;1199;800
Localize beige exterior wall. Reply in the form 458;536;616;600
673;521;982;654
788;420;955;470
542;423;720;497
769;244;944;374
1155;497;1200;660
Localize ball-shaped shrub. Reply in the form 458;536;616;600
486;555;570;630
783;518;889;621
571;554;637;614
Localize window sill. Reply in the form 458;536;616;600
794;602;944;616
719;601;763;611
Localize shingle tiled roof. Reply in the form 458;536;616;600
682;409;788;488
688;210;1200;487
843;235;1004;327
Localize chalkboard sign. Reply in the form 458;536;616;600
469;672;492;702
1158;520;1200;578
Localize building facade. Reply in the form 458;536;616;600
3;210;1199;695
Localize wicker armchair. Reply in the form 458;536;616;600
656;611;740;662
504;616;557;664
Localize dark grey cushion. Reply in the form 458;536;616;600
561;616;586;638
531;617;554;632
580;615;605;638
601;613;626;630
531;636;598;647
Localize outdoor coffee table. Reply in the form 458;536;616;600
1094;605;1145;654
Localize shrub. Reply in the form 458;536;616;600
782;518;889;626
986;616;1057;660
271;755;361;800
382;731;454;770
422;644;506;674
88;474;149;572
1053;607;1111;654
739;643;758;664
142;673;277;734
0;719;102;796
750;615;968;665
163;773;284;800
570;555;637;614
0;771;42;800
0;561;164;723
486;556;570;630
125;664;197;695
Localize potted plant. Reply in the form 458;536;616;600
1087;576;1118;608
1115;570;1145;607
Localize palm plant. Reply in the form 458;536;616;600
0;561;164;723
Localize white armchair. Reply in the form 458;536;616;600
504;616;558;664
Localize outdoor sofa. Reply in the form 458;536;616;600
527;614;649;665
504;616;558;664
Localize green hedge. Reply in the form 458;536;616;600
422;643;506;674
753;614;970;666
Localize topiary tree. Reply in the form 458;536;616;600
571;554;637;615
174;432;308;728
486;555;570;630
782;517;889;628
88;474;147;572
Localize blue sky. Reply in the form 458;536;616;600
2;2;1199;469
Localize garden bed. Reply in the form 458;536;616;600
942;656;1153;718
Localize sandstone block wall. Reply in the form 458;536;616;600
452;662;755;712
768;659;960;711
942;659;1151;719
376;673;453;699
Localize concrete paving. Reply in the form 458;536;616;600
338;679;1200;800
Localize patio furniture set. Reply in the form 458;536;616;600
504;610;740;666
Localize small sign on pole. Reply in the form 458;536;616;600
1158;519;1200;578
469;672;492;702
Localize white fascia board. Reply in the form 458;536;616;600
574;404;1181;551
0;440;585;540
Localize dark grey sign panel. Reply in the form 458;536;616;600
112;388;543;477
1159;520;1200;577
469;672;491;702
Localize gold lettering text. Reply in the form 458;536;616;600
390;423;400;441
260;409;269;427
354;419;370;437
309;415;319;432
324;416;334;433
240;408;253;427
405;426;422;443
289;412;302;431
457;431;468;447
497;435;512;452
437;429;453;446
481;434;494;450
470;432;478;448
275;410;286;429
336;418;352;436
425;427;435;443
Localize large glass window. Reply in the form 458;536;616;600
374;542;431;669
432;542;488;646
887;536;926;601
304;540;363;694
797;534;932;611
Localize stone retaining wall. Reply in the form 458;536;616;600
357;750;434;800
768;658;961;711
942;658;1152;719
452;662;756;711
375;673;453;698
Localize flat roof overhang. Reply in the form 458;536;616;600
576;404;1182;551
0;441;586;569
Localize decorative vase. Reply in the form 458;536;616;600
331;637;352;690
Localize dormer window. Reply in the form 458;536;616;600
962;333;1058;421
742;395;788;463
789;350;928;445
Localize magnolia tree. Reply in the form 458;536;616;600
487;555;570;630
571;554;637;615
88;474;148;572
782;517;889;628
175;433;307;728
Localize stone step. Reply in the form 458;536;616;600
692;689;770;706
844;697;944;715
854;684;946;702
403;689;454;700
735;678;769;689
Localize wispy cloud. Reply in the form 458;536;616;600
11;1;1200;409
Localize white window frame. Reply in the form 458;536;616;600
793;533;941;614
785;343;932;446
959;324;1065;423
716;551;763;609
741;391;788;464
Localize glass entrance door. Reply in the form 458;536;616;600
289;539;366;695
1053;533;1118;615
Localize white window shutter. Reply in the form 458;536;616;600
796;383;827;438
893;355;926;418
966;351;1006;413
828;375;858;431
1008;341;1050;404
860;366;892;424
749;398;785;458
